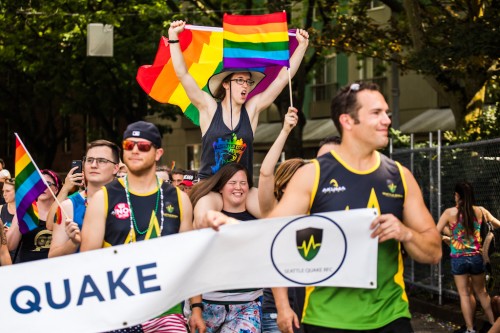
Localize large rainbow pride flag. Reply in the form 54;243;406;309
223;12;289;68
136;25;298;126
137;26;223;126
14;134;48;234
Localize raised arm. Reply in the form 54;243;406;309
258;107;298;216
246;29;309;123
168;20;217;132
80;189;106;251
371;167;441;264
46;166;82;231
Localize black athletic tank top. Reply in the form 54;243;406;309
103;178;182;246
199;102;254;179
310;151;405;219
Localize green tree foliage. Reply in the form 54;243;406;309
0;1;180;166
313;0;500;130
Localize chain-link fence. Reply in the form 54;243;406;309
391;133;500;303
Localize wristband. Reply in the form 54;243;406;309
168;39;179;44
190;302;204;311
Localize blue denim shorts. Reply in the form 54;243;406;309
451;254;485;275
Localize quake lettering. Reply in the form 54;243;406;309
10;262;161;314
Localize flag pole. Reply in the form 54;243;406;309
288;68;293;108
44;182;71;222
14;133;71;222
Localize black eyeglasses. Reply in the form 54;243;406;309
5;178;15;185
46;181;56;187
122;140;155;152
230;78;255;87
83;156;118;166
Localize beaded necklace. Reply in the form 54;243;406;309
124;175;164;240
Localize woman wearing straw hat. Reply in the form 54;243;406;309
168;20;309;224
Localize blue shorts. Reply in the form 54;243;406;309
262;312;280;333
451;254;485;275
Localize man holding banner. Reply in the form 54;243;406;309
269;82;442;332
81;121;205;333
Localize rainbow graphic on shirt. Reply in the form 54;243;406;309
211;133;247;174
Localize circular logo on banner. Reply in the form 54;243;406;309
271;214;347;285
113;202;131;219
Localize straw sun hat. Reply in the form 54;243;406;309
207;69;266;97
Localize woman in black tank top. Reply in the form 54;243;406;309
7;170;61;263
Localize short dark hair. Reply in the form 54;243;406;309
87;140;120;164
0;158;4;168
171;168;185;176
319;136;341;148
330;82;380;136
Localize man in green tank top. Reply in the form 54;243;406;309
269;82;442;333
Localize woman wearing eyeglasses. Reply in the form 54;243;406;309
7;169;61;263
168;20;309;225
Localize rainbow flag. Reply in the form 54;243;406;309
137;26;223;126
14;133;48;234
136;26;298;126
223;12;289;68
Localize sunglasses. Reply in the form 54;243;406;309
122;140;155;152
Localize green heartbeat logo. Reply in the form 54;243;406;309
297;236;321;261
296;228;323;261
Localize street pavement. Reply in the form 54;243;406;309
411;312;460;333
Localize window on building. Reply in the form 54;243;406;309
312;56;338;102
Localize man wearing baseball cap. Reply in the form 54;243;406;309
81;121;205;333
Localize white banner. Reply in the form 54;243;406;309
0;209;378;332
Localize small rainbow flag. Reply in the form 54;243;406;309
14;134;48;234
223;12;289;68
